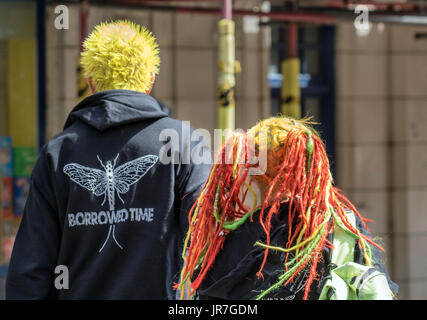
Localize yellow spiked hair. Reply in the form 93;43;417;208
81;20;160;93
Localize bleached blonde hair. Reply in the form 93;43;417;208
81;20;160;93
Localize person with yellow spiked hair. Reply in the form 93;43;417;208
175;116;398;300
6;20;211;299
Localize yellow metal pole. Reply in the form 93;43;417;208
281;58;301;118
217;0;240;150
281;23;301;119
217;18;236;134
8;39;37;147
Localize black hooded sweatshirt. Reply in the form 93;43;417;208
6;90;212;300
197;204;398;300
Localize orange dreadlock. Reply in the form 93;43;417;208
175;116;382;300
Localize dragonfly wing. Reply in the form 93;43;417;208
63;163;107;196
93;178;108;196
113;155;158;194
114;179;130;195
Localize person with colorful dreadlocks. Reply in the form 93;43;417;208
175;116;398;300
6;20;211;299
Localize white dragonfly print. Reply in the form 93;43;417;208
63;153;158;252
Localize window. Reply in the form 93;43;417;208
269;21;336;174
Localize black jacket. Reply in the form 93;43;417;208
197;204;398;300
6;90;212;300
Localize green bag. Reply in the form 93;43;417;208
319;211;393;300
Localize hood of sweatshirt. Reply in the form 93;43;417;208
64;89;168;132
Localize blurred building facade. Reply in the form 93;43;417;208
336;21;427;300
45;2;271;142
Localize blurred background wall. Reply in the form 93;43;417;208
45;2;271;141
0;0;427;299
336;21;427;299
0;1;39;299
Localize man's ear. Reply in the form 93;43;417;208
145;72;155;94
87;77;96;94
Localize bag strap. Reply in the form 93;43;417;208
330;210;357;267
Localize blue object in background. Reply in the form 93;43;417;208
0;137;13;178
13;177;31;216
268;73;312;89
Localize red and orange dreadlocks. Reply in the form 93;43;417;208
175;116;382;300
